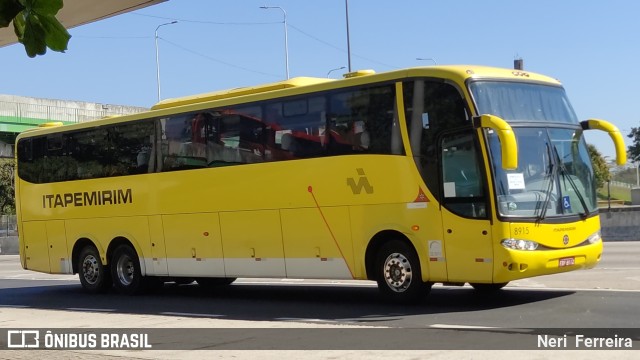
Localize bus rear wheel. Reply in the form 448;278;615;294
375;240;430;304
78;245;111;293
111;245;144;295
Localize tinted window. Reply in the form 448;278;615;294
327;84;402;156
17;120;155;183
17;82;405;183
264;96;327;160
469;81;578;124
404;79;470;202
440;131;487;218
159;106;265;171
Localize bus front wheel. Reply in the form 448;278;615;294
78;245;112;293
375;240;430;304
111;245;144;295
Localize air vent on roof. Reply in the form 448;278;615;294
343;70;375;78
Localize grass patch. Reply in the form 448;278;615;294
597;184;631;202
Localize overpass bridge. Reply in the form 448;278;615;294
0;94;148;157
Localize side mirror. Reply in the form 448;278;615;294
473;114;518;170
580;119;627;165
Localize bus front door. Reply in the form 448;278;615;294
440;209;493;283
439;131;493;283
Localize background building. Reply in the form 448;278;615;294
0;94;148;158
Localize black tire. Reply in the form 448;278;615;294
77;245;112;293
375;240;430;304
470;282;509;292
110;245;144;295
196;277;236;287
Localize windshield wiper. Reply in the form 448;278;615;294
552;145;590;219
537;142;557;221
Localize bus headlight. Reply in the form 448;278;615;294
501;238;539;251
586;231;602;244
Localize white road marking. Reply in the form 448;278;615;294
66;308;115;312
160;312;223;318
430;324;499;330
275;318;335;323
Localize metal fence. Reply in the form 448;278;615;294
0;215;17;237
610;180;637;189
0;101;147;124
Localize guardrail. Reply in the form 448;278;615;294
0;101;147;124
598;199;627;207
609;180;638;189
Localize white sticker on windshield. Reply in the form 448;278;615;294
507;173;526;190
443;182;456;197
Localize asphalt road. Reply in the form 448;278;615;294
0;241;638;359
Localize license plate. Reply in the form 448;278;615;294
558;257;575;267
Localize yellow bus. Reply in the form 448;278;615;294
15;66;626;302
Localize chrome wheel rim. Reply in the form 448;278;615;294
82;254;100;285
116;254;134;286
383;252;412;293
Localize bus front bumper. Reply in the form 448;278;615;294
493;240;603;284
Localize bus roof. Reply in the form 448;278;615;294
151;65;561;110
403;65;561;84
16;65;563;140
152;76;336;110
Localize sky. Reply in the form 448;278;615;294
1;0;638;160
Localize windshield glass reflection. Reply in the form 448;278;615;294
487;127;597;218
469;81;579;124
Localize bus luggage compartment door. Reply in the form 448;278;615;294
220;210;286;278
21;221;51;273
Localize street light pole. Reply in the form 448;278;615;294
416;57;438;65
260;6;289;79
327;66;346;78
604;156;611;210
155;21;178;102
345;0;352;72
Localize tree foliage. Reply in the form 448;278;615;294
587;143;610;190
0;0;70;57
0;159;15;215
628;127;640;163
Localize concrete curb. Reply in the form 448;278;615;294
599;206;640;242
0;236;18;255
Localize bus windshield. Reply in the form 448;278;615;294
486;127;597;219
470;81;597;219
469;81;579;124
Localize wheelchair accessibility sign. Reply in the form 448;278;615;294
563;196;572;211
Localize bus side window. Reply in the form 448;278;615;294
16;137;47;183
404;79;470;204
159;115;208;171
267;98;327;160
440;131;487;218
327;84;398;155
